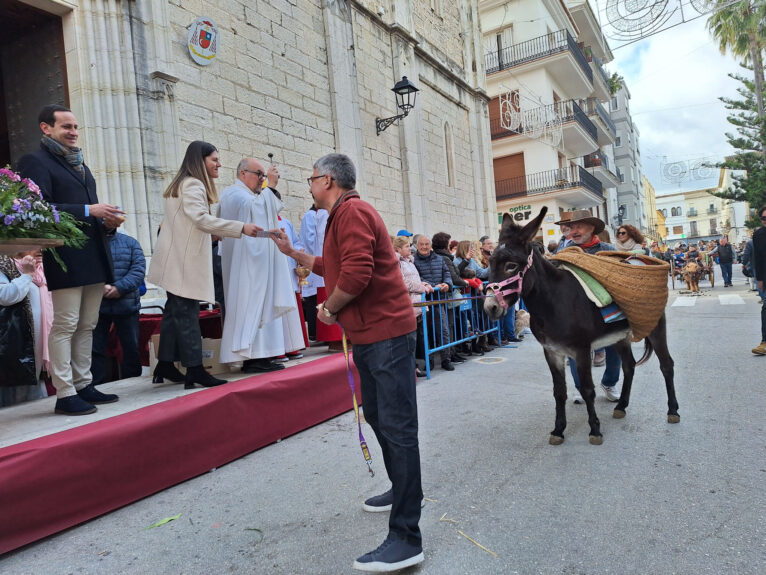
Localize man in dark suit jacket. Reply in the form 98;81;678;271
752;204;766;355
18;104;126;415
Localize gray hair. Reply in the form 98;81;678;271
313;153;356;190
236;158;252;174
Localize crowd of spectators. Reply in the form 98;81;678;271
394;229;514;374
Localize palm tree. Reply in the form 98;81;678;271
707;0;766;118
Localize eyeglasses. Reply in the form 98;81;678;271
760;216;766;221
617;231;627;236
307;174;333;185
243;169;266;179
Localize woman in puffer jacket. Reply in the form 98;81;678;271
393;236;432;376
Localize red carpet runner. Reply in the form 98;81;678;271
0;354;360;555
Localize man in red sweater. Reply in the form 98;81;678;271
272;153;423;572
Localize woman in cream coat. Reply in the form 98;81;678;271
148;141;262;388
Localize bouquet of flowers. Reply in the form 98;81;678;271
0;166;87;268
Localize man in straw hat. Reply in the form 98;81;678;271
553;209;622;403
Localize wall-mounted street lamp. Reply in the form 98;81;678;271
376;76;419;135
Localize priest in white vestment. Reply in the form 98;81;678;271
218;158;305;373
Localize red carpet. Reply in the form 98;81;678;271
0;354;360;555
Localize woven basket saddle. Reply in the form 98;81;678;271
551;247;670;342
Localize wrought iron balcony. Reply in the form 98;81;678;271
490;99;596;146
584;150;611;171
485;29;593;84
582;98;616;136
556;99;597;142
688;208;698;217
495;166;603;200
708;207;718;214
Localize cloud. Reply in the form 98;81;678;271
610;18;742;193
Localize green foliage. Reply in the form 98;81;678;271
0;166;88;268
608;72;624;96
711;69;766;229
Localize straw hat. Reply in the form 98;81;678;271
554;209;605;234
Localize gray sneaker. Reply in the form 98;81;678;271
601;384;620;402
353;535;424;572
363;489;426;513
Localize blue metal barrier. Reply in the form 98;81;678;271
419;286;502;379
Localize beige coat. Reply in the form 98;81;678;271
148;177;244;303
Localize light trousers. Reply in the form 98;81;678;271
49;283;104;398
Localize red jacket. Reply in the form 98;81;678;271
311;192;416;344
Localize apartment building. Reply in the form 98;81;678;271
611;83;647;234
480;0;617;242
657;167;750;245
657;189;726;245
642;174;660;241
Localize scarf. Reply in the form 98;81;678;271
615;237;637;251
14;258;53;369
579;236;600;249
41;135;85;179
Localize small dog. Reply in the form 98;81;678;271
515;308;530;335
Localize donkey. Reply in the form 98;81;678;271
682;261;701;292
483;208;679;445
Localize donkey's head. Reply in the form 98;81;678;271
483;207;548;320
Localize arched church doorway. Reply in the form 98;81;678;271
0;0;67;168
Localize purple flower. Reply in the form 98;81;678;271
52;207;60;223
4;214;15;225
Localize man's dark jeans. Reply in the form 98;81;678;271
720;262;733;285
91;312;141;385
352;330;422;547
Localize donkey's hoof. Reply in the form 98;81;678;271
667;414;680;424
549;434;565;445
613;409;626;419
589;435;603;445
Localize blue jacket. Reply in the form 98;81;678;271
413;250;453;288
100;232;146;315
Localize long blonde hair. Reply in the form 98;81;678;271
164;141;219;204
455;240;473;260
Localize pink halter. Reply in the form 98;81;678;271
486;250;534;309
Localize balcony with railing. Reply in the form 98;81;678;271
485;30;593;98
688;208;698;217
491;99;597;155
495;166;603;204
590;55;611;101
584;150;620;187
708;207;718;214
581;97;616;145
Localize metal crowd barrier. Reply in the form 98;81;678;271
417;284;502;379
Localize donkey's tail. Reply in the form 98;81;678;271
636;339;654;366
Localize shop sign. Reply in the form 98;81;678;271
507;204;533;222
188;17;219;66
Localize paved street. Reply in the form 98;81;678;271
3;270;765;575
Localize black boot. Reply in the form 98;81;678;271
471;340;485;356
184;365;227;389
152;360;185;384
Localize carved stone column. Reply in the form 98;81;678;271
322;0;365;186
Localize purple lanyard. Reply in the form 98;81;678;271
337;322;374;478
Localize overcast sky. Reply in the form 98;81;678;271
608;17;743;195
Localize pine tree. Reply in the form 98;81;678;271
713;67;766;228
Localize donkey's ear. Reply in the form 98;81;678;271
501;213;514;229
519;207;548;243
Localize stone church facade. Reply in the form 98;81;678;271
5;0;495;253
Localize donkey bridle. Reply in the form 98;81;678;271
486;250;534;309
